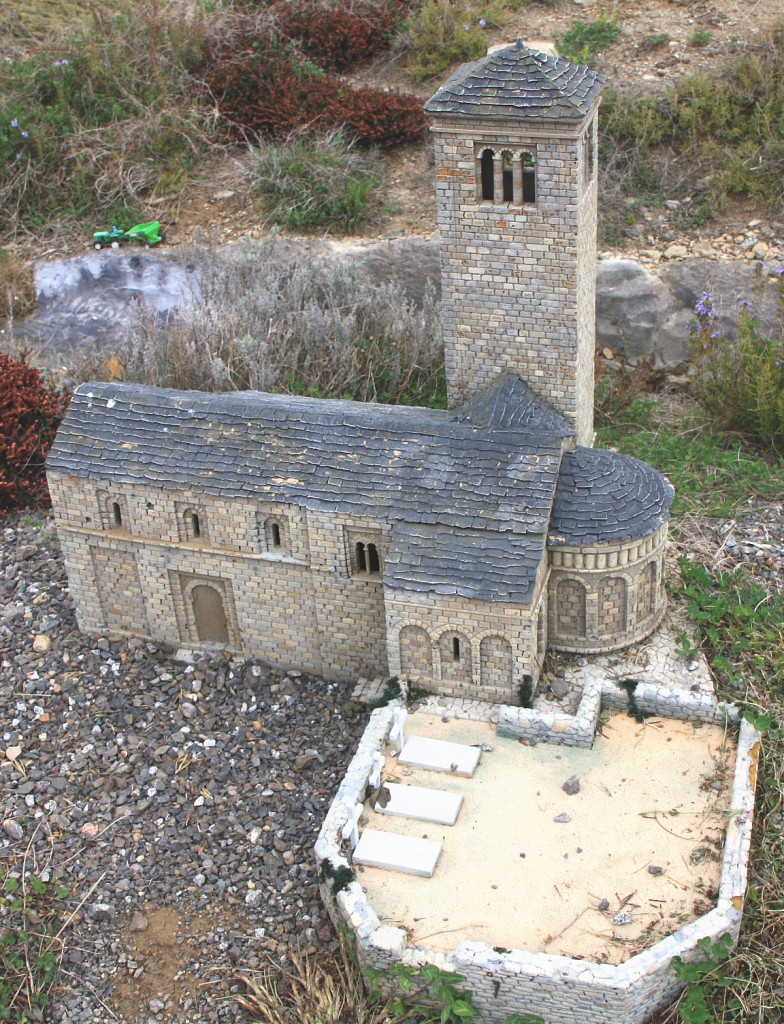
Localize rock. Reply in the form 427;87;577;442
554;812;571;823
598;898;610;912
663;243;689;260
32;634;51;653
4;745;22;762
87;903;114;922
129;911;148;932
613;910;632;925
181;701;198;719
595;259;681;368
3;819;23;840
648;864;664;875
562;775;581;796
550;677;569;698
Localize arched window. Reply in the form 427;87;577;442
112;502;122;528
481;148;494;200
556;578;586;638
439;630;471;685
355;541;367;572
367;543;380;573
502;151;514;202
189;511;201;539
452;635;461;661
522;150;536;203
270;521;281;547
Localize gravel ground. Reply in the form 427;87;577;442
1;511;368;1024
2;501;783;1023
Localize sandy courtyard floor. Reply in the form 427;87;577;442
357;710;734;964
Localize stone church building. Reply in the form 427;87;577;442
47;42;674;704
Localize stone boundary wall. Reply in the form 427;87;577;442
497;678;739;747
316;708;760;1024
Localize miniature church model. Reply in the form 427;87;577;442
47;43;674;704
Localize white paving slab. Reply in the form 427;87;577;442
397;735;482;777
353;829;442;877
375;783;463;825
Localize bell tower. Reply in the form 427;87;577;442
425;41;604;446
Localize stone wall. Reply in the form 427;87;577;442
432;112;598;445
547;524;668;653
48;475;390;681
384;577;548;703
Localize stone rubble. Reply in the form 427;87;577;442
1;512;367;1024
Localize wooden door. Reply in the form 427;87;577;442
191;584;229;643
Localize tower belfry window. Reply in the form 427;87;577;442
477;147;536;206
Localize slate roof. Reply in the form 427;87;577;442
48;382;564;537
548;447;674;547
455;374;572;436
424;40;605;121
385;523;543;603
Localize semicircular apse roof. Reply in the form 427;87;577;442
548;447;674;547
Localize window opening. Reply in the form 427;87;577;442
355;542;367;572
271;522;281;548
190;512;201;539
522;151;536;203
481;149;494;200
502;152;514;202
112;502;122;528
452;636;461;662
367;543;380;573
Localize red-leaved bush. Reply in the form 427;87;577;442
276;0;407;72
0;354;70;513
201;38;426;146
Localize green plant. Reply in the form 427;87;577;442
641;32;670;50
1;872;71;1022
557;14;620;66
0;249;35;320
689;283;784;455
689;29;713;47
0;4;214;236
0;353;70;512
371;676;404;709
406;0;488;81
673;934;739;1023
518;674;534;708
617;678;645;722
678;560;784;692
248;129;384;232
366;962;477;1023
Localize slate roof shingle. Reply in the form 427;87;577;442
47;382;564;537
424;40;605;121
549;447;674;547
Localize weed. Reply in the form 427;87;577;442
689;29;713;47
0;248;36;320
371;676;404;709
673;934;739;1023
557;15;620;67
75;237;446;407
247;129;384;233
677;560;784;693
1;871;70;1022
641;32;670;50
617;678;645;722
688;281;784;455
319;860;356;896
518;674;534;708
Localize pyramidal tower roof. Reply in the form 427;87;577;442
424;40;605;121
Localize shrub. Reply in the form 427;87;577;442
201;39;426;145
557;14;620;66
405;0;488;81
688;277;784;454
276;0;407;72
248;129;384;231
0;355;70;512
73;238;446;407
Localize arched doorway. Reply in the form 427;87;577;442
480;635;513;691
191;584;229;643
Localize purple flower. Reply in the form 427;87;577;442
739;299;751;307
710;330;719;338
54;58;70;67
776;266;784;276
463;23;470;30
10;118;18;128
694;291;714;318
20;130;28;138
775;358;781;366
479;17;486;26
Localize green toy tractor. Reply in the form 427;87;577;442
93;221;163;250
